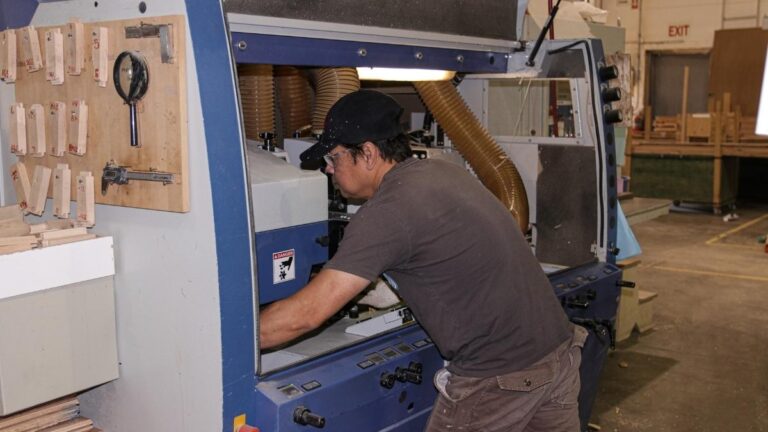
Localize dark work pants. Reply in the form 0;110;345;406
425;326;588;432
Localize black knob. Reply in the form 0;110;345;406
617;280;636;288
604;109;623;124
380;371;396;389
293;406;326;428
566;296;589;309
599;64;619;81
408;362;423;374
602;87;622;102
586;289;597;300
395;366;422;384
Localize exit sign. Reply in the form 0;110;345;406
668;24;690;37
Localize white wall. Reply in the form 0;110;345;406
0;1;225;431
600;0;768;109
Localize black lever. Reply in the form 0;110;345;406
526;0;563;67
617;280;636;288
293;406;325;428
395;366;422;384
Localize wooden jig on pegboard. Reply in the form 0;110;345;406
8;15;188;213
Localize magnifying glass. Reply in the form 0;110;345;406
113;51;149;147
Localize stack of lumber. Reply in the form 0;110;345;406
0;205;95;255
0;397;100;432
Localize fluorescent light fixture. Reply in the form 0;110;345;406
757;46;768;135
356;67;455;81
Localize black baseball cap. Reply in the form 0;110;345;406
300;90;404;162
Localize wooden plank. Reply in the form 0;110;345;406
0;243;35;255
0;407;78;432
28;164;52;216
709;28;768;116
53;163;72;218
14;16;189;212
67;99;88;156
90;26;108;87
0;235;37;246
644;106;652;140
38;226;87;241
37;417;92;432
0;221;30;238
712;110;723;211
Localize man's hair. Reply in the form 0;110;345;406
344;133;413;163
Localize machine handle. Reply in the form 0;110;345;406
293;406;326;428
617;280;636;288
565;296;589;309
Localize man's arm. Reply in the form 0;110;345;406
259;268;371;349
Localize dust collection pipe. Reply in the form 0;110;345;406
310;67;360;135
414;80;530;231
237;64;275;141
275;66;313;139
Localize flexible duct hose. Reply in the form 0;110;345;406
311;68;360;135
275;66;313;139
414;81;530;231
238;64;275;141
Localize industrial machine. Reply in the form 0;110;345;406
0;1;624;431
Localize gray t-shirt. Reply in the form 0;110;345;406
326;158;572;377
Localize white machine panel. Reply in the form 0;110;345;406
248;147;328;233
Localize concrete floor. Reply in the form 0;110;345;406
591;204;768;431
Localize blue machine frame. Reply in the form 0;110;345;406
190;3;623;431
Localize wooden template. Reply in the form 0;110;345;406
53;163;71;218
91;26;108;87
76;171;95;227
27;103;46;156
48;101;67;156
67;99;88;155
28;164;52;216
45;28;65;85
1;29;17;82
10;162;31;212
13;15;189;212
9;102;27;155
19;25;43;72
66;21;84;76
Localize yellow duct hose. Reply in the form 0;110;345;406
238;64;275;141
311;68;360;135
414;81;530;231
275;66;313;139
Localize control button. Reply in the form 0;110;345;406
381;348;399;359
568;282;579;288
412;340;428;348
603;268;615;274
277;384;302;397
357;360;375;369
588;275;598;281
367;353;386;364
555;283;566;290
301;380;322;391
425;338;433;344
396;343;413;353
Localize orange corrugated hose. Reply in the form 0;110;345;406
414;80;530;231
275;66;313;139
238;64;274;141
311;68;360;135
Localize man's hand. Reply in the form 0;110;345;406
259;269;370;349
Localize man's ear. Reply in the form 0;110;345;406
362;141;378;169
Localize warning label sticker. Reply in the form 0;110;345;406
272;249;296;284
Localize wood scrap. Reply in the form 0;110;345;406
0;204;22;221
0;220;30;238
0;397;78;430
0;235;37;247
38;227;87;241
0;243;35;255
40;233;96;248
37;417;92;432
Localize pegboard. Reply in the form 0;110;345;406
9;15;188;213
